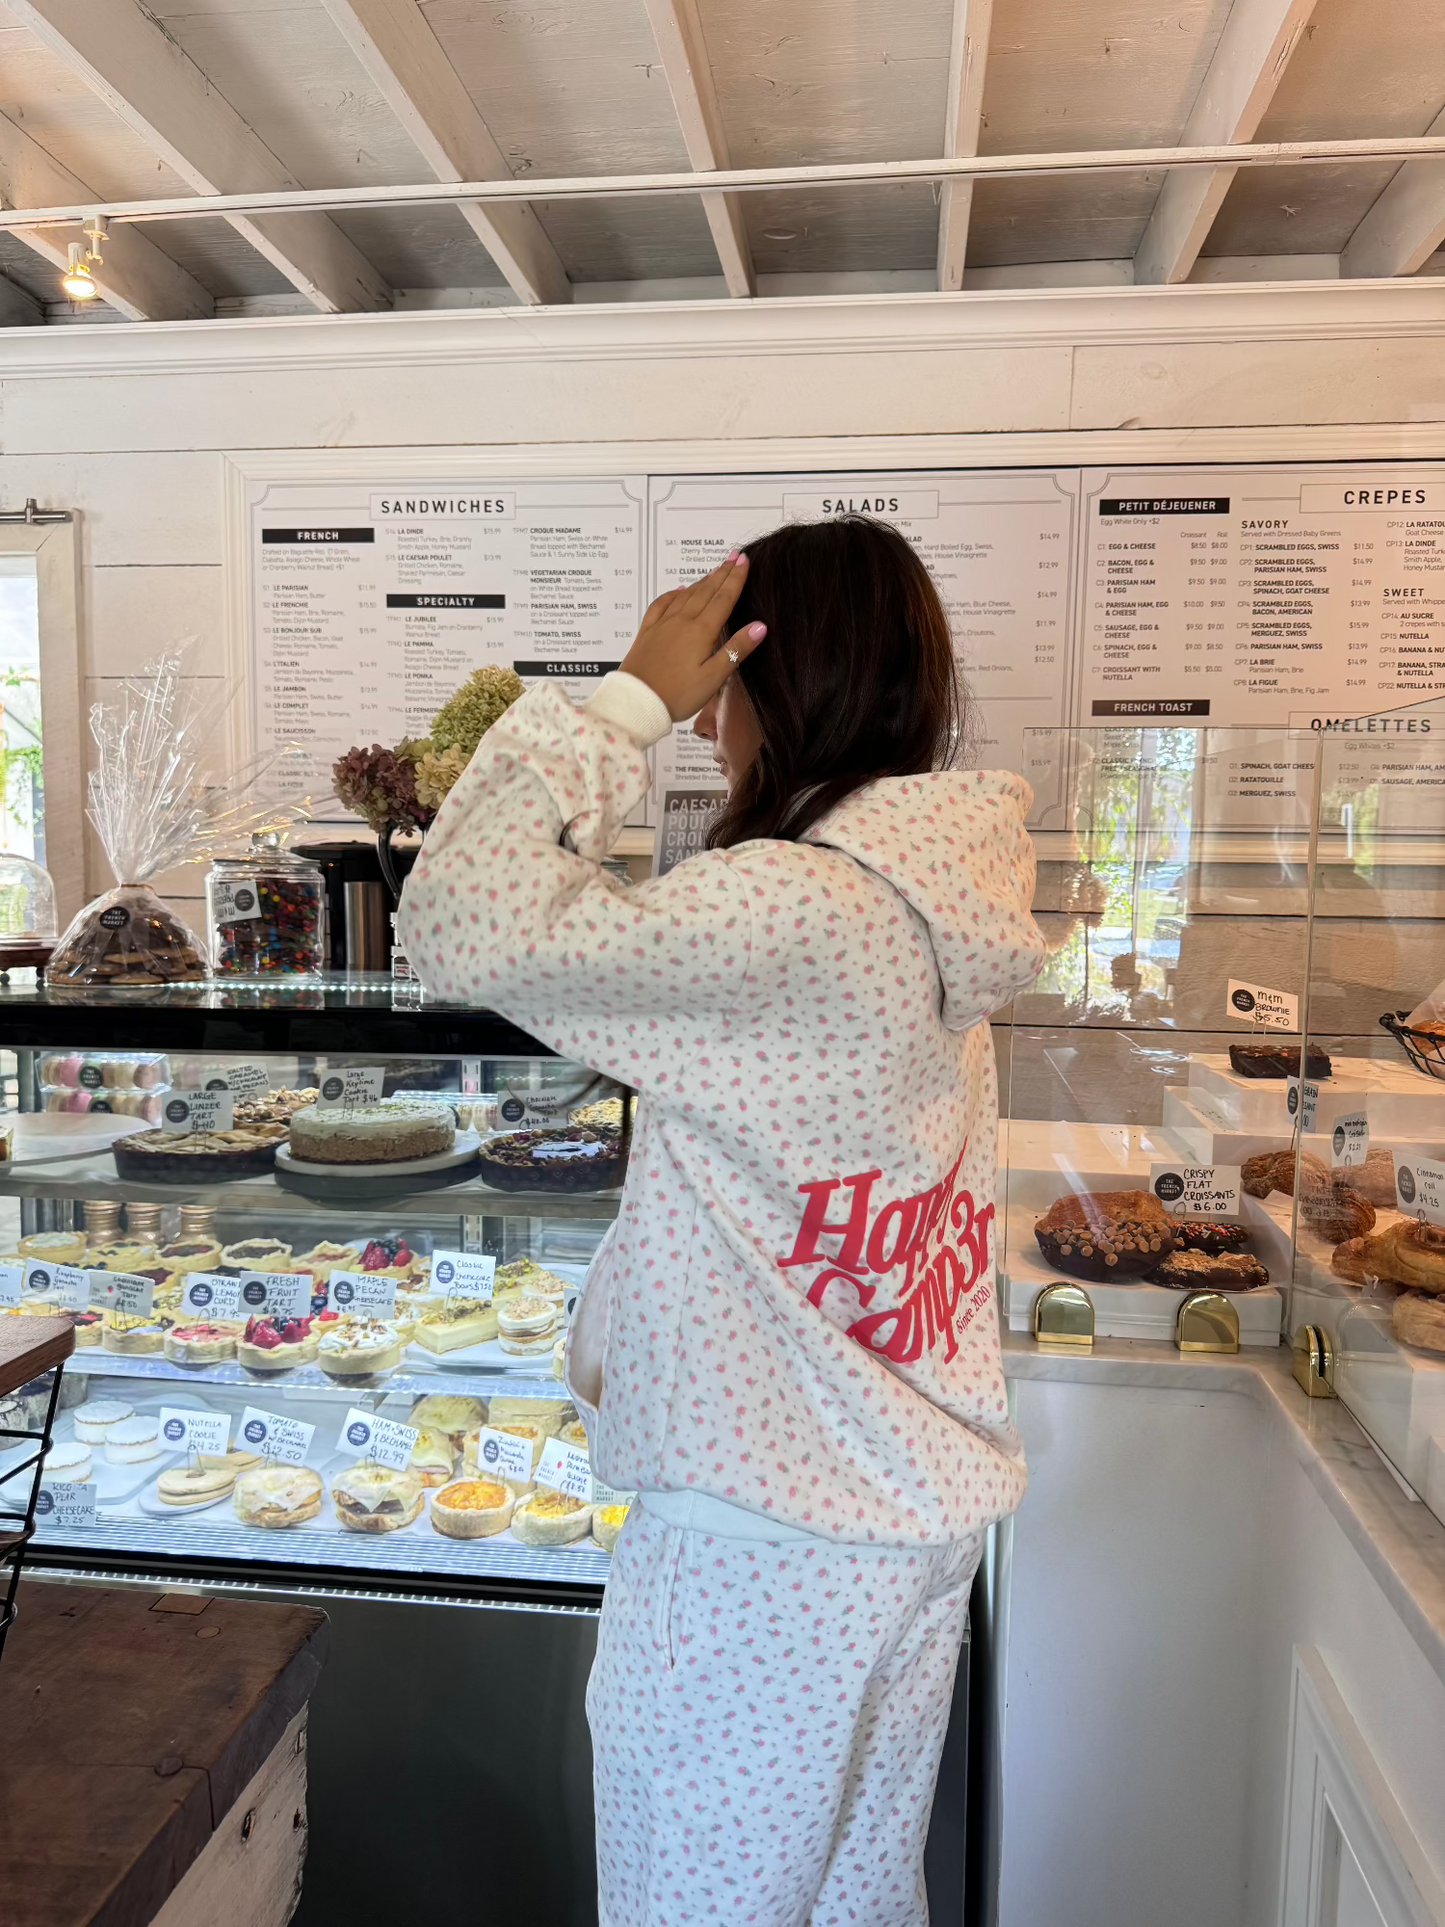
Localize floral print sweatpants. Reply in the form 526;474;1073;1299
588;1505;986;1926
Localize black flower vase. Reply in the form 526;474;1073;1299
376;821;413;906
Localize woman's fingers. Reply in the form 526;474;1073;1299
675;551;748;631
696;619;768;698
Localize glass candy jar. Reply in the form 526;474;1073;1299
207;833;324;977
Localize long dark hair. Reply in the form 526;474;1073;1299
707;515;964;849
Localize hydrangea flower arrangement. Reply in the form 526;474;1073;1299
331;666;525;830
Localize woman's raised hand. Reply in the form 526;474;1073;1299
618;552;768;721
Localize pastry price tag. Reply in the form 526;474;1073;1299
1395;1154;1445;1227
89;1271;155;1318
472;1427;536;1483
237;1272;311;1321
35;1483;96;1529
1226;980;1299;1032
1285;1078;1320;1132
159;1407;230;1458
329;1269;397;1317
0;1263;21;1308
335;1408;417;1473
205;1063;270;1097
182;1272;242;1320
211;878;262;924
1150;1163;1243;1219
429;1251;495;1305
22;1262;90;1309
239;1406;314;1465
495;1086;575;1129
1331;1114;1370;1169
159;1088;234;1135
535;1435;594;1502
316;1067;386;1110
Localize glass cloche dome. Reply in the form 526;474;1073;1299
0;850;58;954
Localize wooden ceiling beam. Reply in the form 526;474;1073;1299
1341;103;1445;279
316;0;569;306
6;0;391;315
639;0;755;298
1134;0;1319;286
0;111;213;322
937;0;994;294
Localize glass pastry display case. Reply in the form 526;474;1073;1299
0;978;632;1608
1292;698;1445;1501
1001;723;1313;1350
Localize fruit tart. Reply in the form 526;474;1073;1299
237;1313;320;1372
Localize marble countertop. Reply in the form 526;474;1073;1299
1002;1331;1445;1694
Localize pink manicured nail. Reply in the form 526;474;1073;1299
748;622;767;640
723;548;740;564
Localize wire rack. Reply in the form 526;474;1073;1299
1380;1012;1445;1083
0;1365;66;1660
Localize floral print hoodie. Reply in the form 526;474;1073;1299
399;678;1047;1545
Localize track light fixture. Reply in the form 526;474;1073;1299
60;217;107;300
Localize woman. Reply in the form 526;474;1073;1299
399;516;1046;1925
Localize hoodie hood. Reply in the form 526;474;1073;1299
804;769;1047;1031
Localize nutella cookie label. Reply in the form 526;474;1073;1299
1150;1163;1242;1219
1395;1154;1445;1226
1225;980;1298;1032
240;1407;314;1465
316;1066;386;1109
474;1427;536;1482
159;1407;230;1458
183;1273;242;1320
329;1269;397;1317
36;1484;96;1529
535;1435;595;1502
336;1409;417;1472
1331;1114;1370;1168
430;1250;495;1305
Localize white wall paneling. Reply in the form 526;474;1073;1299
0;518;85;923
1278;1648;1445;1927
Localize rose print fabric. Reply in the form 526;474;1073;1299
399;682;1046;1546
588;1505;986;1925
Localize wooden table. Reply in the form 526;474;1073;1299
0;1580;329;1927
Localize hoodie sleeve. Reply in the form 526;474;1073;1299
395;680;754;1075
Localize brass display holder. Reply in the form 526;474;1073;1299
1291;1324;1336;1398
1175;1291;1240;1354
1033;1282;1094;1350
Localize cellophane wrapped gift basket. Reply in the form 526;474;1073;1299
47;648;306;989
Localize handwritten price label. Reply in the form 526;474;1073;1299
206;1063;271;1097
316;1067;385;1109
182;1273;242;1320
1331;1114;1370;1169
237;1273;311;1321
160;1089;234;1135
1150;1163;1242;1220
211;879;262;924
35;1483;96;1529
1226;980;1299;1032
335;1409;417;1473
1395;1154;1445;1227
89;1271;155;1318
471;1427;536;1483
1286;1078;1319;1132
329;1270;397;1318
429;1251;495;1306
23;1262;90;1309
238;1407;314;1465
158;1408;231;1458
535;1435;594;1502
0;1264;22;1309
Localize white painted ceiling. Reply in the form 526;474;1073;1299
0;0;1441;319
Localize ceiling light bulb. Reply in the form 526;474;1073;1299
61;241;97;300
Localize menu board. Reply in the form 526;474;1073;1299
247;477;646;813
243;463;1445;842
647;472;1079;807
1079;468;1445;727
